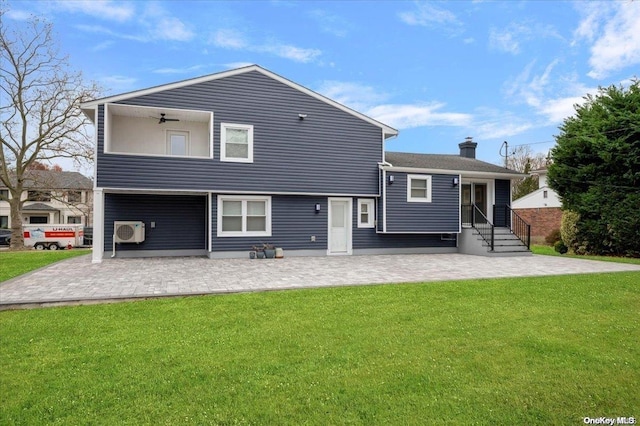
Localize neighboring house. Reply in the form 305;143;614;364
511;167;562;241
80;65;526;263
0;170;93;228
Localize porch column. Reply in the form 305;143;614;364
92;188;104;263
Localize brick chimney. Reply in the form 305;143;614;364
459;136;477;159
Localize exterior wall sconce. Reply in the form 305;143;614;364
388;175;394;184
298;114;308;120
315;203;321;213
452;177;459;186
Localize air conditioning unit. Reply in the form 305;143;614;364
114;221;145;243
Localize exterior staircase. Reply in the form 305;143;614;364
459;227;532;257
459;204;532;257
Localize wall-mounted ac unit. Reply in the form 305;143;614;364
114;221;145;243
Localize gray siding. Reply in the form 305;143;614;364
96;71;382;195
385;173;459;233
104;193;207;252
494;179;511;227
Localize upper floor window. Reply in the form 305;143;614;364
28;190;52;202
67;216;82;224
167;130;189;156
543;190;548;199
407;175;432;203
357;199;375;228
67;191;82;203
0;189;8;200
221;123;253;163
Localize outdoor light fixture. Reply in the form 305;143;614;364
453;177;459;186
298;113;308;120
388;175;395;184
315;203;321;213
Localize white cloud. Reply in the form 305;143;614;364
316;81;471;130
398;2;460;28
504;61;595;124
5;9;33;21
211;29;248;49
309;10;349;37
100;75;137;93
152;17;194;42
585;2;640;79
54;0;134;22
369;103;472;129
153;65;206;75
261;43;321;63
490;21;562;55
472;109;534;140
209;30;321;63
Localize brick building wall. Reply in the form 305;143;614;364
513;207;562;241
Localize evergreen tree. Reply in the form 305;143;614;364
548;81;640;256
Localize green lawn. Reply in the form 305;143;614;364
1;272;638;424
0;250;91;282
531;244;640;264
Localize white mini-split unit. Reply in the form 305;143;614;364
114;221;146;243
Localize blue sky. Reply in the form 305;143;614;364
5;0;640;165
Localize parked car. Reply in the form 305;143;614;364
0;229;11;246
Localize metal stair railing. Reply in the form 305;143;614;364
462;204;494;251
505;205;531;250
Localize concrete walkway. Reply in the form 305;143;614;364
1;253;639;308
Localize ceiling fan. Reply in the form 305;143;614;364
153;113;180;124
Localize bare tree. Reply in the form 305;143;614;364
506;145;550;200
0;12;99;249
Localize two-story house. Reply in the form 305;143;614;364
81;65;527;263
0;170;93;228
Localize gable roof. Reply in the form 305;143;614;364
81;64;398;139
384;152;525;178
1;171;92;190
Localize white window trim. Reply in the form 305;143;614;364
166;129;190;156
407;174;432;203
217;195;271;237
357;199;375;228
220;123;254;163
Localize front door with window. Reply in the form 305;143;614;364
328;198;352;255
461;183;488;226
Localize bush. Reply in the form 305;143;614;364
545;228;561;245
554;240;568;254
560;211;580;253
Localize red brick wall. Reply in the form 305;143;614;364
513;207;562;239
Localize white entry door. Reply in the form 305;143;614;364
328;198;352;255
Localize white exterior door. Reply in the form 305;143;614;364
328;198;352;255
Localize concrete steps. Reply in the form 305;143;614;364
459;227;532;257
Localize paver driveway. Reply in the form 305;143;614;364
1;253;639;308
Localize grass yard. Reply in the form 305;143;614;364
531;245;640;265
1;272;638;424
0;249;91;282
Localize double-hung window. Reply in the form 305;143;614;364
357;199;375;228
221;123;253;163
217;195;271;237
407;174;432;203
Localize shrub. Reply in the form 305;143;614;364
545;228;561;245
554;240;568;254
560;211;580;253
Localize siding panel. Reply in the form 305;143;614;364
494;179;510;226
104;193;206;252
385;173;459;233
97;71;383;195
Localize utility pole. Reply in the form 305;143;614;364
499;141;509;168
